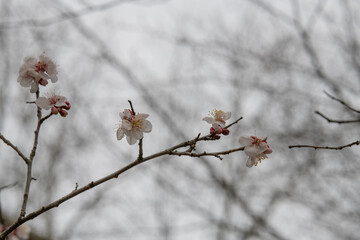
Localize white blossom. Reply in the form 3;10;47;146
239;136;272;168
203;109;231;136
203;109;231;127
36;93;71;117
117;109;152;145
17;53;58;93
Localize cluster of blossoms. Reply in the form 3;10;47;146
17;53;71;117
239;136;272;168
116;109;152;145
0;224;30;240
203;109;272;167
203;109;231;138
17;53;58;93
36;93;71;117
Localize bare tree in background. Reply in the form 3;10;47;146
0;0;360;240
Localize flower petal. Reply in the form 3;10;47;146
136;113;149;120
116;128;124;140
122;120;132;130
36;97;51;110
223;112;231;121
126;135;138;145
239;136;252;147
30;82;38;93
244;144;267;157
143;120;152;133
132;130;144;140
203;117;215;124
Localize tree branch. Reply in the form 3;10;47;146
289;140;360;150
315;110;360;124
0;133;29;164
323;90;360;113
0;116;243;240
168;147;245;160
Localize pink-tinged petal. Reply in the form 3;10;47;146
239;136;252;147
120;109;132;120
263;147;272;154
36;97;51;110
203;117;215;124
132;130;144;140
122;120;132;130
54;96;67;107
126;135;138;145
143;120;152;133
116;128;124;140
244;144;267;157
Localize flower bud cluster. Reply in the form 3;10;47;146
36;94;71;117
203;109;272;167
17;53;71;117
203;109;231;138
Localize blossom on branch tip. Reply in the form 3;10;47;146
239;136;272;168
36;93;71;117
203;109;231;137
17;53;58;93
0;224;30;240
116;109;152;145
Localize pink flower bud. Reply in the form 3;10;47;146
51;107;59;114
59;109;68;117
222;128;230;135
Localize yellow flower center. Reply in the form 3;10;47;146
131;117;144;130
209;109;225;122
254;155;267;166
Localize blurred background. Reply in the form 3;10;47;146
1;0;360;239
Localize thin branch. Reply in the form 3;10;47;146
0;116;243;240
289;140;360;150
323;90;360;113
137;138;143;161
128;100;135;114
168;147;245;160
224;117;243;129
0;133;29;164
19;90;44;218
0;0;140;29
315;110;360;124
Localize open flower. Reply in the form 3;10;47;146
117;109;152;145
17;53;58;93
1;224;30;240
239;136;272;168
203;109;231;136
36;93;71;117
